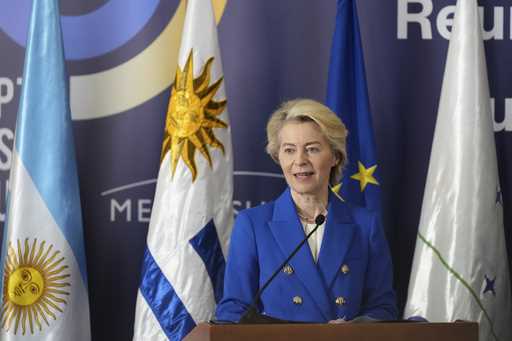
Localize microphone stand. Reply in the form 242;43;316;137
238;214;326;324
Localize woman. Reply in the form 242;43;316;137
216;99;397;323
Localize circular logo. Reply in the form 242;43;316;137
0;0;166;60
1;1;228;120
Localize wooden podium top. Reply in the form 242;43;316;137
184;321;478;341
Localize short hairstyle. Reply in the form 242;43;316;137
266;98;348;185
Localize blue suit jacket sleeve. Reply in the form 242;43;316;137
358;213;397;320
215;211;258;322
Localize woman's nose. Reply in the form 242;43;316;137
294;150;308;165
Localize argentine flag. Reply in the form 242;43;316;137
132;0;234;340
0;0;91;340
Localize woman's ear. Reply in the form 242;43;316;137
333;153;341;167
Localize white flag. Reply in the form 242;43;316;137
404;1;512;340
132;0;234;340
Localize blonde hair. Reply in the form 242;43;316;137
266;98;348;185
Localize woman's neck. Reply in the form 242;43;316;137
291;189;328;223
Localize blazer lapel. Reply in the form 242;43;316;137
317;193;356;289
268;189;334;320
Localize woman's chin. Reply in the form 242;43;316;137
290;184;319;197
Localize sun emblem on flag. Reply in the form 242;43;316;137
161;49;228;181
1;239;71;335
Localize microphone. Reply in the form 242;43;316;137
239;214;326;324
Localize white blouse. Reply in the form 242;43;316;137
300;219;325;263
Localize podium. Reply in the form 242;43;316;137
184;321;477;341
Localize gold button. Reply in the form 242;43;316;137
293;296;303;305
335;296;346;305
282;265;294;275
341;264;350;274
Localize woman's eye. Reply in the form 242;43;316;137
307;147;319;153
283;148;294;154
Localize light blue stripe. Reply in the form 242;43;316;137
13;0;87;284
0;192;10;301
139;248;196;340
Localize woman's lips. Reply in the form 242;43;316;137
293;171;314;179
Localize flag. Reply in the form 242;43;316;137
404;1;512;340
326;0;381;212
132;0;234;339
0;0;91;340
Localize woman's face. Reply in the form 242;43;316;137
278;121;337;199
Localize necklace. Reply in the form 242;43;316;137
296;207;327;224
297;211;316;223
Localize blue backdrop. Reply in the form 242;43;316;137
0;1;510;340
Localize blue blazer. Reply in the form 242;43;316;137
216;188;397;322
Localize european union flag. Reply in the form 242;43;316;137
326;0;381;212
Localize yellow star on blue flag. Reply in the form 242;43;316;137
330;182;345;201
350;161;379;192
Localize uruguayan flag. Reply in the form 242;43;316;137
0;0;91;340
404;1;512;340
132;0;234;339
